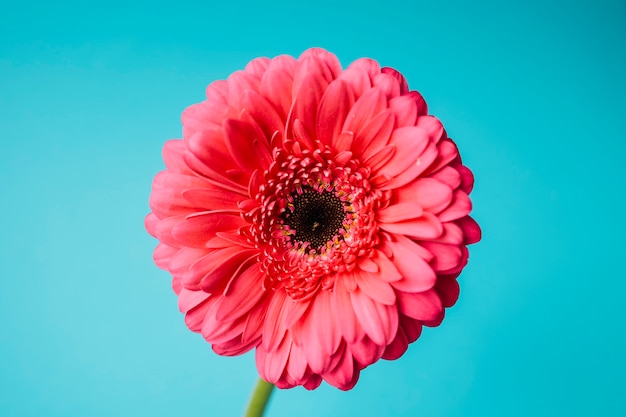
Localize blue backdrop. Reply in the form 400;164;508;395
1;1;625;416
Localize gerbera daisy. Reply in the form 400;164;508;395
145;48;481;390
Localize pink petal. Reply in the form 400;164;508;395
185;246;256;292
396;289;443;322
381;67;409;94
457;164;475;193
153;243;177;270
435;276;460;308
369;250;402;282
299;292;339;374
379;211;443;240
350;288;388;346
161;140;193;174
382;327;408;360
353;110;395;159
239;89;285;142
337;66;371;98
312;290;341;354
354;269;396;305
332;278;362;343
224;118;271;172
388;95;418;128
171;212;245;248
260;55;298;121
323;343;358;390
412;178;454;213
244;56;271;78
407;91;428;116
457;216;482;244
416;115;444;143
346;57;381;82
226;69;261;110
373;72;401;99
387;236;436;292
349;336;385;368
399;314;423;343
242;301;267;343
262;291;290;352
184;296;213;332
181;101;228;138
181;188;243;211
290;52;338;140
377;202;424;223
431;166;462;190
362;144;396;173
438;190;472;222
215;264;266;321
342;88;387;136
178;287;211;314
286;343;308;381
316;79;354;148
263;337;292;383
424;138;459;175
168;246;208;273
374;126;430;179
421;242;463;272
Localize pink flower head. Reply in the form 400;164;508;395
145;48;481;390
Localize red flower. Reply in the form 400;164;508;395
145;48;481;390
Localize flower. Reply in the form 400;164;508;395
145;48;481;390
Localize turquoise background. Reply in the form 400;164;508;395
1;0;625;416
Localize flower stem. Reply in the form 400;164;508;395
244;378;275;417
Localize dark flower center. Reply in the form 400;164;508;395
282;188;346;250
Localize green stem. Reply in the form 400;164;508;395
244;378;275;417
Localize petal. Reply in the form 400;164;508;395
435;275;460;308
227;69;261;110
377;202;424;223
286;343;308;381
185;246;256;292
181;188;242;211
438;190;472;222
224;118;271;172
379;211;443;240
374;126;430;179
153;243;177;270
457;216;482;244
382;327;408;360
263;337;292;383
240;89;285;142
178;287;211;314
342;88;387;136
354;110;395;160
162;140;193;174
260;55;298;121
404;178;454;214
381;67;409;95
323;343;359;390
354;270;396;305
262;291;290;352
388;95;418;127
333;278;363;343
387;236;436;292
420;242;463;272
215;264;266;321
350;289;388;346
373;72;401;99
316;79;355;148
396;289;443;322
349;336;385;368
171;212;246;248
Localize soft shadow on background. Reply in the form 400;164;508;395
1;1;625;416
